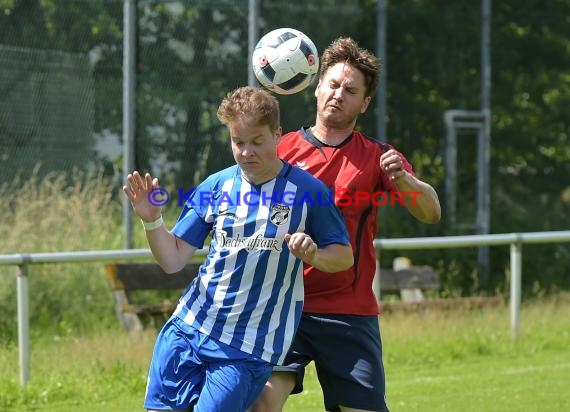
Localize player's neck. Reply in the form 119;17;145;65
311;124;353;146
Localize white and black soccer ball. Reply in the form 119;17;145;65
252;28;319;95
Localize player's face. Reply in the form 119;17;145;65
229;120;282;184
315;62;371;129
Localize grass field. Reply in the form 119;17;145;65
1;294;569;411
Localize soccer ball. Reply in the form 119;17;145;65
252;28;319;95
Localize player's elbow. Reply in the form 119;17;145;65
413;199;442;224
423;207;441;224
159;262;186;274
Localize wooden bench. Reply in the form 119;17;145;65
377;262;503;313
106;261;503;330
379;264;440;299
105;262;201;332
379;295;504;313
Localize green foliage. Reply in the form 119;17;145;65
0;170;125;342
367;0;570;294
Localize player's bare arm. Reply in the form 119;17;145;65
285;232;353;272
123;170;197;273
380;150;441;224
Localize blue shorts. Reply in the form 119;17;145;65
274;313;389;412
144;316;272;411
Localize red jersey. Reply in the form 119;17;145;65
277;128;414;315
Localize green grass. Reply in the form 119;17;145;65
1;295;569;411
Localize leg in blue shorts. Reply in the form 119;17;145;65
144;316;272;412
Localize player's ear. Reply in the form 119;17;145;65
360;96;371;113
314;79;322;98
275;126;282;141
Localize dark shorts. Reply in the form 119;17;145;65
274;313;389;412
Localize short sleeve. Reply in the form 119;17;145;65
171;180;215;248
305;184;350;247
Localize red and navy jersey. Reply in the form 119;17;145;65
277;127;414;315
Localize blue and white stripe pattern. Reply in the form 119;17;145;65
171;163;348;364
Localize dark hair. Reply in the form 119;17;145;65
217;86;280;133
319;37;381;97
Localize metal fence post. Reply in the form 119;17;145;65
122;0;136;249
17;261;30;386
248;0;259;87
510;241;522;340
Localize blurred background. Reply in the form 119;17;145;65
1;0;569;298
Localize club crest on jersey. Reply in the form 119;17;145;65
270;204;290;226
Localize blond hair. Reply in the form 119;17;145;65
217;86;280;133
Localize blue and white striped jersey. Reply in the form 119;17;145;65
171;162;349;365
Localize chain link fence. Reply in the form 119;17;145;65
0;0;369;190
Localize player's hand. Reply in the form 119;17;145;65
380;149;406;181
285;232;318;263
122;171;163;222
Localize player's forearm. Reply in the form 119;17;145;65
395;174;441;224
309;243;354;272
145;226;196;273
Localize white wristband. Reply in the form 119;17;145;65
141;215;163;231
